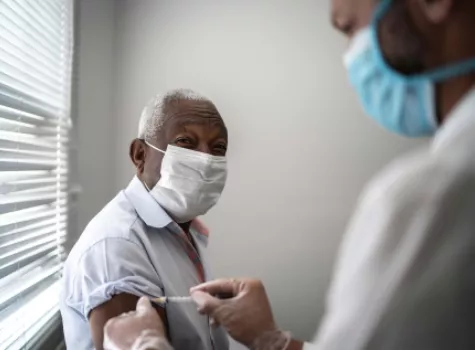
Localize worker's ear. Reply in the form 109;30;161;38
130;139;147;173
415;0;454;23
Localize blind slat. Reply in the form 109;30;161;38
0;142;69;157
4;1;63;48
1;3;63;53
0;251;57;288
0;21;60;70
0;34;61;77
0;223;66;254
41;0;63;20
0;130;68;149
0;201;67;227
5;184;68;197
0;232;65;263
1;176;67;190
0;51;63;91
0;215;67;238
22;0;64;34
0;124;69;137
0;148;67;161
0;6;61;62
0;104;71;127
0;75;64;110
0;274;60;334
0;0;73;347
0;60;64;97
0;280;61;349
0;191;67;206
0;159;67;171
0;169;67;183
0;86;64;120
1;177;67;194
0;259;60;311
0;243;58;281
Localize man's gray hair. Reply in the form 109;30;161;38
137;88;211;141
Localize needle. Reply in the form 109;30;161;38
151;296;193;305
151;293;234;306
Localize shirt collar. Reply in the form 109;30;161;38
432;85;475;153
123;176;210;237
124;176;173;228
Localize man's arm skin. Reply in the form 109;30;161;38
89;293;168;350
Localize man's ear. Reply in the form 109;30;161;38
130;139;146;173
416;0;454;23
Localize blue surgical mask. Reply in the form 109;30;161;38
344;0;475;137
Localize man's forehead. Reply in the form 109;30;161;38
173;116;226;129
332;0;379;11
167;116;228;140
164;99;219;117
162;99;226;132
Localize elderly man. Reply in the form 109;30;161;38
60;89;230;350
106;0;475;349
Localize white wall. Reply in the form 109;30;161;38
74;0;425;341
76;0;116;232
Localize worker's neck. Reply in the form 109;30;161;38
437;73;475;124
434;14;475;124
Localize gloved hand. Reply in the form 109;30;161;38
190;278;291;349
103;297;171;350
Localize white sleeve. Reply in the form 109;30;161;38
313;152;475;350
66;237;164;318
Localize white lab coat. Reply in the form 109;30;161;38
304;86;475;350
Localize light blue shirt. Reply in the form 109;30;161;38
60;176;229;350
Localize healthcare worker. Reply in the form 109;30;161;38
104;0;475;349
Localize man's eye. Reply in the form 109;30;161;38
176;137;193;145
213;144;227;155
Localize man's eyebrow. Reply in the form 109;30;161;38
170;117;228;138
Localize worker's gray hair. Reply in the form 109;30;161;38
137;88;211;141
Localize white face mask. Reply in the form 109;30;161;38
144;141;228;223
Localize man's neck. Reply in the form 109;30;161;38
179;221;191;233
438;73;475;124
179;221;198;250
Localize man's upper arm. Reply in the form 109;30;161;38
89;293;168;350
68;238;166;350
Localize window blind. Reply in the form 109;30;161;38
0;0;74;349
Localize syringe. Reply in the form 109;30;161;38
151;296;193;305
151;293;233;306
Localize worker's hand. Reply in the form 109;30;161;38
103;297;168;350
190;278;288;348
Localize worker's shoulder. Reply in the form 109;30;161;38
363;147;475;207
